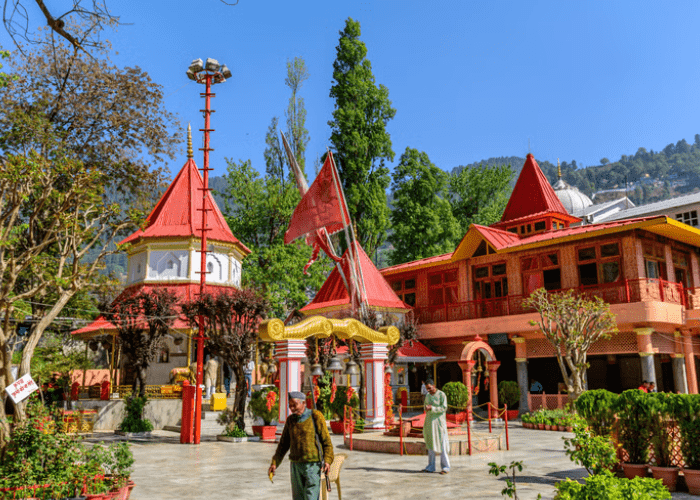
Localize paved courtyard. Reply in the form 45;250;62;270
85;419;697;500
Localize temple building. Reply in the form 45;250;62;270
73;129;250;389
376;154;700;413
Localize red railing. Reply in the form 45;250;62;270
416;278;689;324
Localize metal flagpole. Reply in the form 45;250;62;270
280;131;355;304
328;150;368;310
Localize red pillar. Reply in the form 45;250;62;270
487;361;501;418
180;380;195;444
458;360;476;419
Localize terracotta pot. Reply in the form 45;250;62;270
684;468;700;495
506;410;519;421
329;420;345;435
537;423;545;430
650;465;679;492
126;480;135;499
545;424;551;431
446;411;468;425
566;426;573;432
621;463;648;480
252;425;277;441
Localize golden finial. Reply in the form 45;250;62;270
557;158;562;179
187;123;193;159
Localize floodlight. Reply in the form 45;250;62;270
189;58;204;73
221;65;232;79
186;69;196;81
205;58;219;72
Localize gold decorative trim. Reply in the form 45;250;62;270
634;327;654;336
258;315;399;345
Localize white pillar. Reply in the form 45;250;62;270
274;339;306;438
360;343;388;429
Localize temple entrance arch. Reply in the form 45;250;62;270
259;316;399;434
458;337;500;419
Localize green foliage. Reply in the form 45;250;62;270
675;394;700;469
525;289;617;400
498;381;521;408
118;395;153;433
329;385;360;420
221;157;331;318
0;401;133;496
488;460;539;500
611;390;653;464
564;423;618;475
442;381;469;412
250;387;280;425
388;148;461;265
647;392;679;467
222;424;248;438
328;17;396;256
554;470;671;499
575;389;619;436
449;163;514;232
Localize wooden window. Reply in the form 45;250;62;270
521;252;561;294
391;277;417;306
428;269;459;307
473;262;508;299
577;242;622;286
642;241;667;281
676;210;698;227
534;221;546;231
672;250;691;287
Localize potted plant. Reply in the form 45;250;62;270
676;394;700;495
521;413;531;428
328;385;359;435
648;392;680;491
535;411;546;430
442;381;469;424
498;380;520;420
612;389;653;480
575;389;619;437
250;386;279;441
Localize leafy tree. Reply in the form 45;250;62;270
599;158;610;165
524;288;617;401
448;164;514;233
328;17;396;256
0;34;175;450
181;288;269;431
109;288;178;397
284;57;310;174
389;148;461;265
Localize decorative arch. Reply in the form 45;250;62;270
155;251;182;279
460;340;495;362
259;316;400;345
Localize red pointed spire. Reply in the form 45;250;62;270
498;154;571;224
301;243;409;313
120;159;249;253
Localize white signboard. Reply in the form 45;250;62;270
5;373;38;404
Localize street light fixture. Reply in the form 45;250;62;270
187;56;230;446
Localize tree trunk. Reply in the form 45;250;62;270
0;344;12;457
137;368;147;397
232;365;247;431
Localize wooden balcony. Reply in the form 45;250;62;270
415;278;687;325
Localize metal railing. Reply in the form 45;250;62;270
415;278;689;324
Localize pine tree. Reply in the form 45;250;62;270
328;17;396;256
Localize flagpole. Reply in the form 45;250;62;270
327;150;367;311
280;131;353;302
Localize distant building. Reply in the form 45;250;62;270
596;191;700;228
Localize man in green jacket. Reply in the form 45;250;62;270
268;391;334;499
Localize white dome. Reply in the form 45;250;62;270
553;178;593;215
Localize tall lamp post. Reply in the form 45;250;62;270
186;57;231;444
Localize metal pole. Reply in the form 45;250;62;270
399;404;404;456
505;404;510;450
488;402;492;433
467;412;472;455
194;73;214;445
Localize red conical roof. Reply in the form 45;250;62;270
301;243;409;313
120;159;249;252
498;154;570;224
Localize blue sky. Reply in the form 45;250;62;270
3;1;700;180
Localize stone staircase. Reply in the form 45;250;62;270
163;398;257;436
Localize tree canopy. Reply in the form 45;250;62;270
388;148;461;265
328;17;396;256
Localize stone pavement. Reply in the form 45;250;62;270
85;420;697;500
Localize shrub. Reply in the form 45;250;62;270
611;390;652;465
442;381;469;412
554;470;671;499
250;387;279;425
498;380;520;409
675;393;700;469
563;423;618;475
329;385;359;420
222;424;247;438
647;392;679;467
575;389;618;436
119;395;154;433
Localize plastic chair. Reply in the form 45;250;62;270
321;453;347;500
